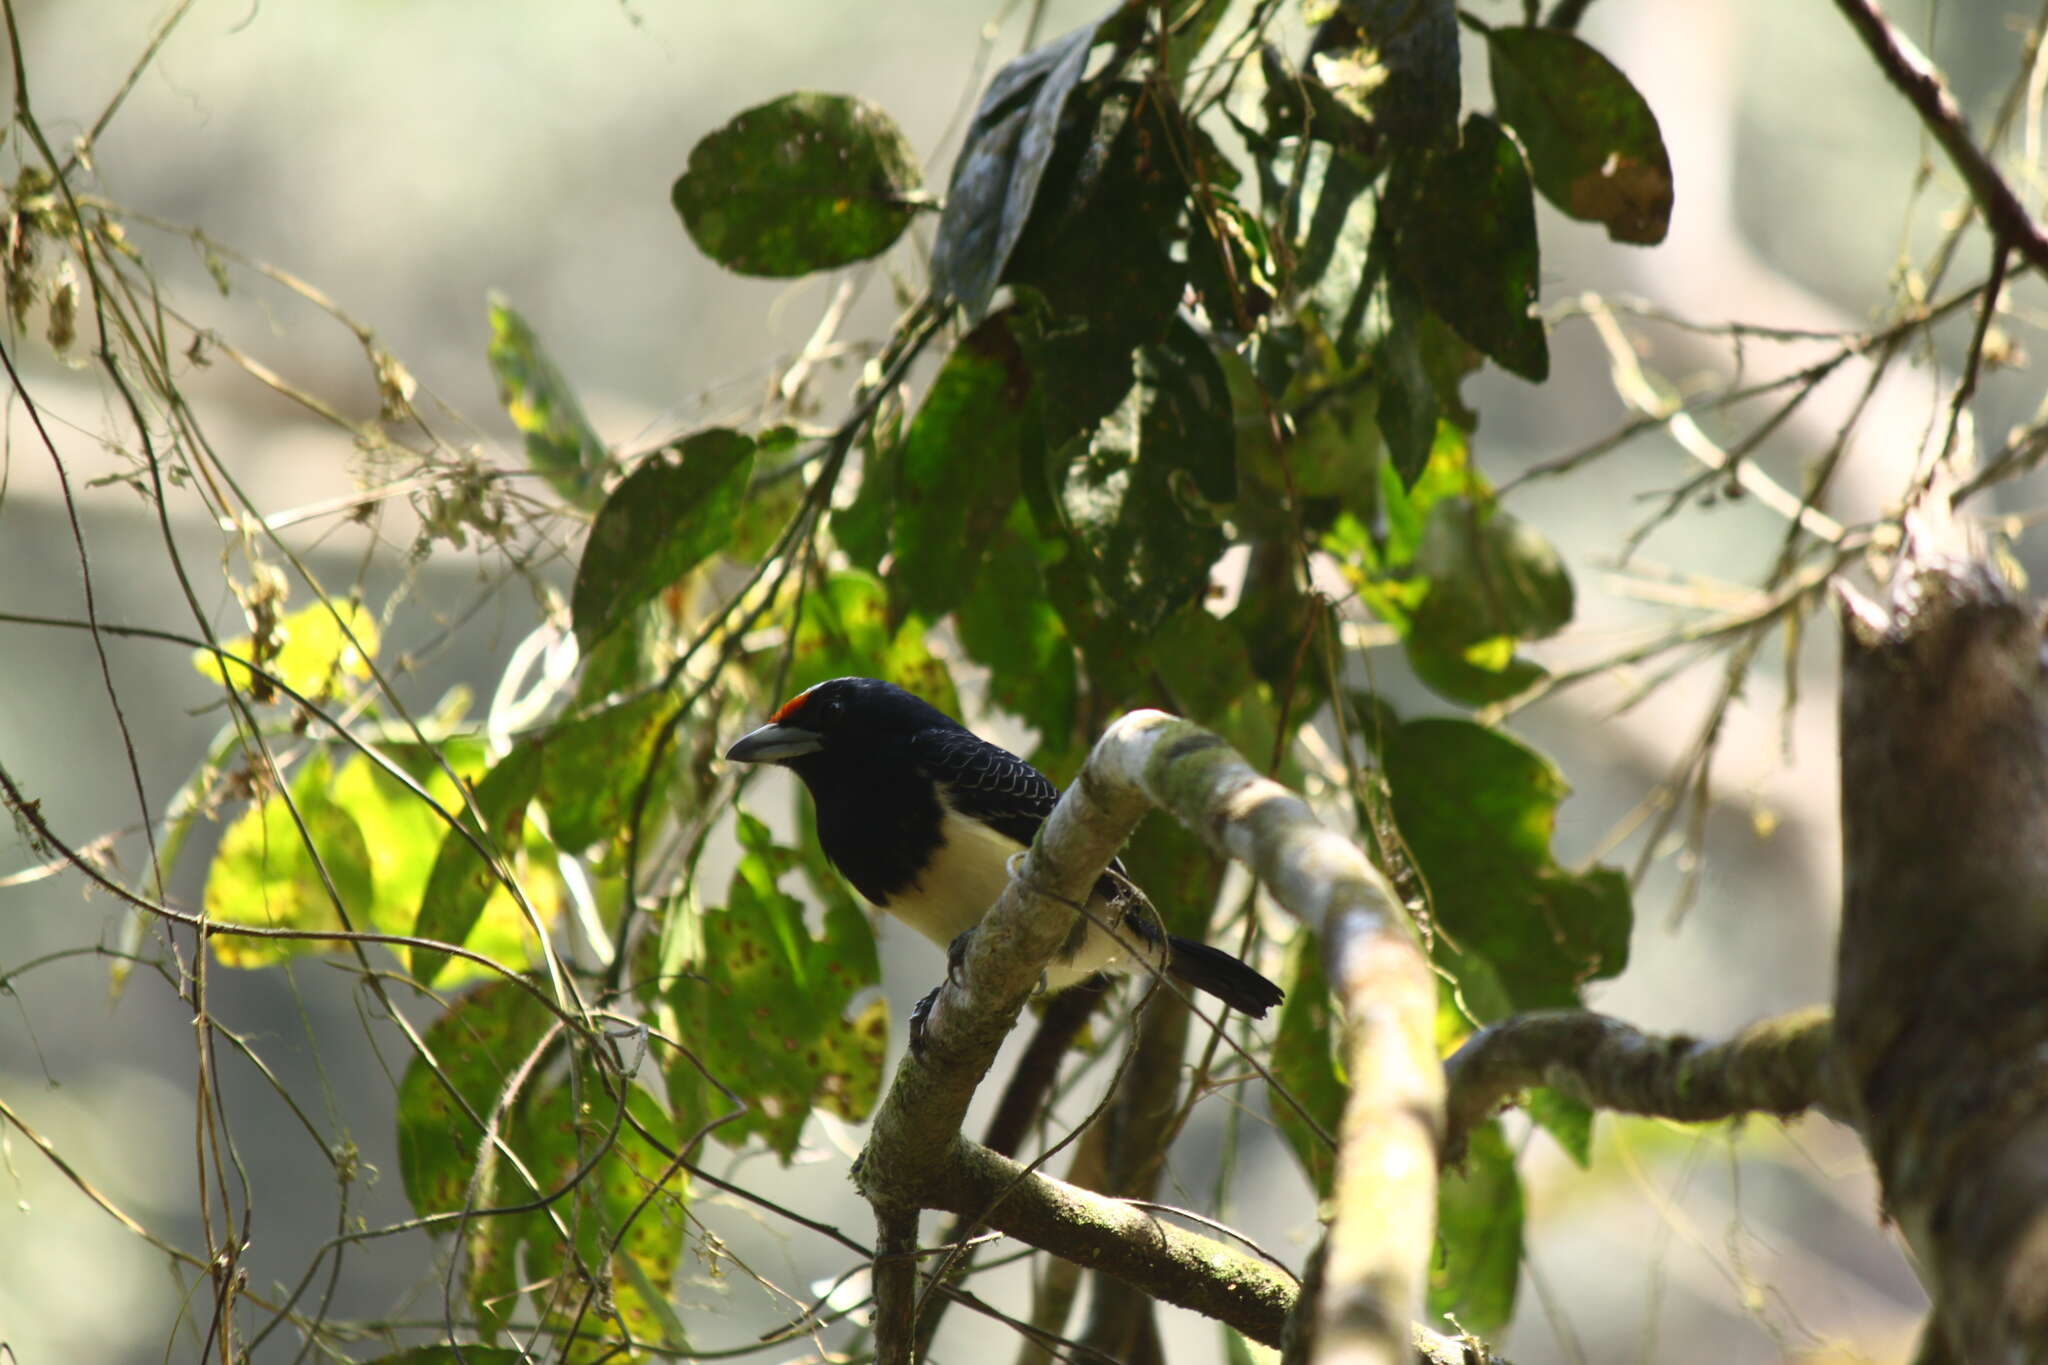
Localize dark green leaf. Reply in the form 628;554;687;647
1431;1118;1522;1335
894;314;1033;618
931;21;1100;320
486;295;607;510
1050;318;1234;632
664;812;886;1157
1269;933;1345;1199
955;505;1078;751
1412;497;1573;644
1398;114;1548;381
1487;25;1672;245
571;429;755;654
534;691;686;854
1315;0;1460;145
411;748;542;988
672;93;923;277
1385;718;1631;1010
1403;629;1548;706
1371;276;1439;487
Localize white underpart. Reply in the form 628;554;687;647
879;800;1160;991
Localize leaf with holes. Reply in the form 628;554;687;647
674;93;923;277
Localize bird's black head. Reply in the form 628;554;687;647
724;677;961;776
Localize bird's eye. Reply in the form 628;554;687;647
819;695;845;722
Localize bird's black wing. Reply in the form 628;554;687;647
909;725;1060;848
910;725;1138;907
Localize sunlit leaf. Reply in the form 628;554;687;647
1385;718;1631;1010
514;1072;688;1356
664;812;886;1158
778;569;959;720
205;749;373;966
1487;24;1672;245
571;429;754;654
192;600;379;704
673;93;924;277
411;747;543;988
1430;1118;1522;1335
487;295;607;509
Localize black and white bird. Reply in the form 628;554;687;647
725;676;1283;1018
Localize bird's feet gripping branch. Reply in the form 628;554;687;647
725;677;1284;1046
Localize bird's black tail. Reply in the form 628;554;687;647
1166;936;1284;1018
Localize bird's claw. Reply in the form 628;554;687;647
908;983;942;1059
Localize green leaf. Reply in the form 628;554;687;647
513;1073;687;1355
1526;1086;1594;1167
411;747;543;988
892;314;1033;618
204;750;374;967
1431;1118;1522;1336
487;295;607;510
931;21;1101;320
1269;932;1346;1199
394;978;554;1225
955;505;1078;751
533;691;686;854
672;93;923;277
1385;719;1631;1011
1412;497;1573;644
571;429;755;654
360;1349;531;1365
1049;317;1234;633
664;812;887;1158
1397;114;1548;382
777;569;960;720
1487;25;1672;245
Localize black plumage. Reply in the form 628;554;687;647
725;676;1283;1017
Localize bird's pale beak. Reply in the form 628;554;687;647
725;721;824;764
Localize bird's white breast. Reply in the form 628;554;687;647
874;799;1158;991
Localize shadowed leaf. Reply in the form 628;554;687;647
1398;114;1548;381
1431;1118;1522;1334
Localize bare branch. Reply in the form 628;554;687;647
1442;1007;1848;1162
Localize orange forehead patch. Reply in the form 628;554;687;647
770;689;811;723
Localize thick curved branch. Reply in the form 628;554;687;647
1442;1007;1849;1162
855;711;1436;1364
